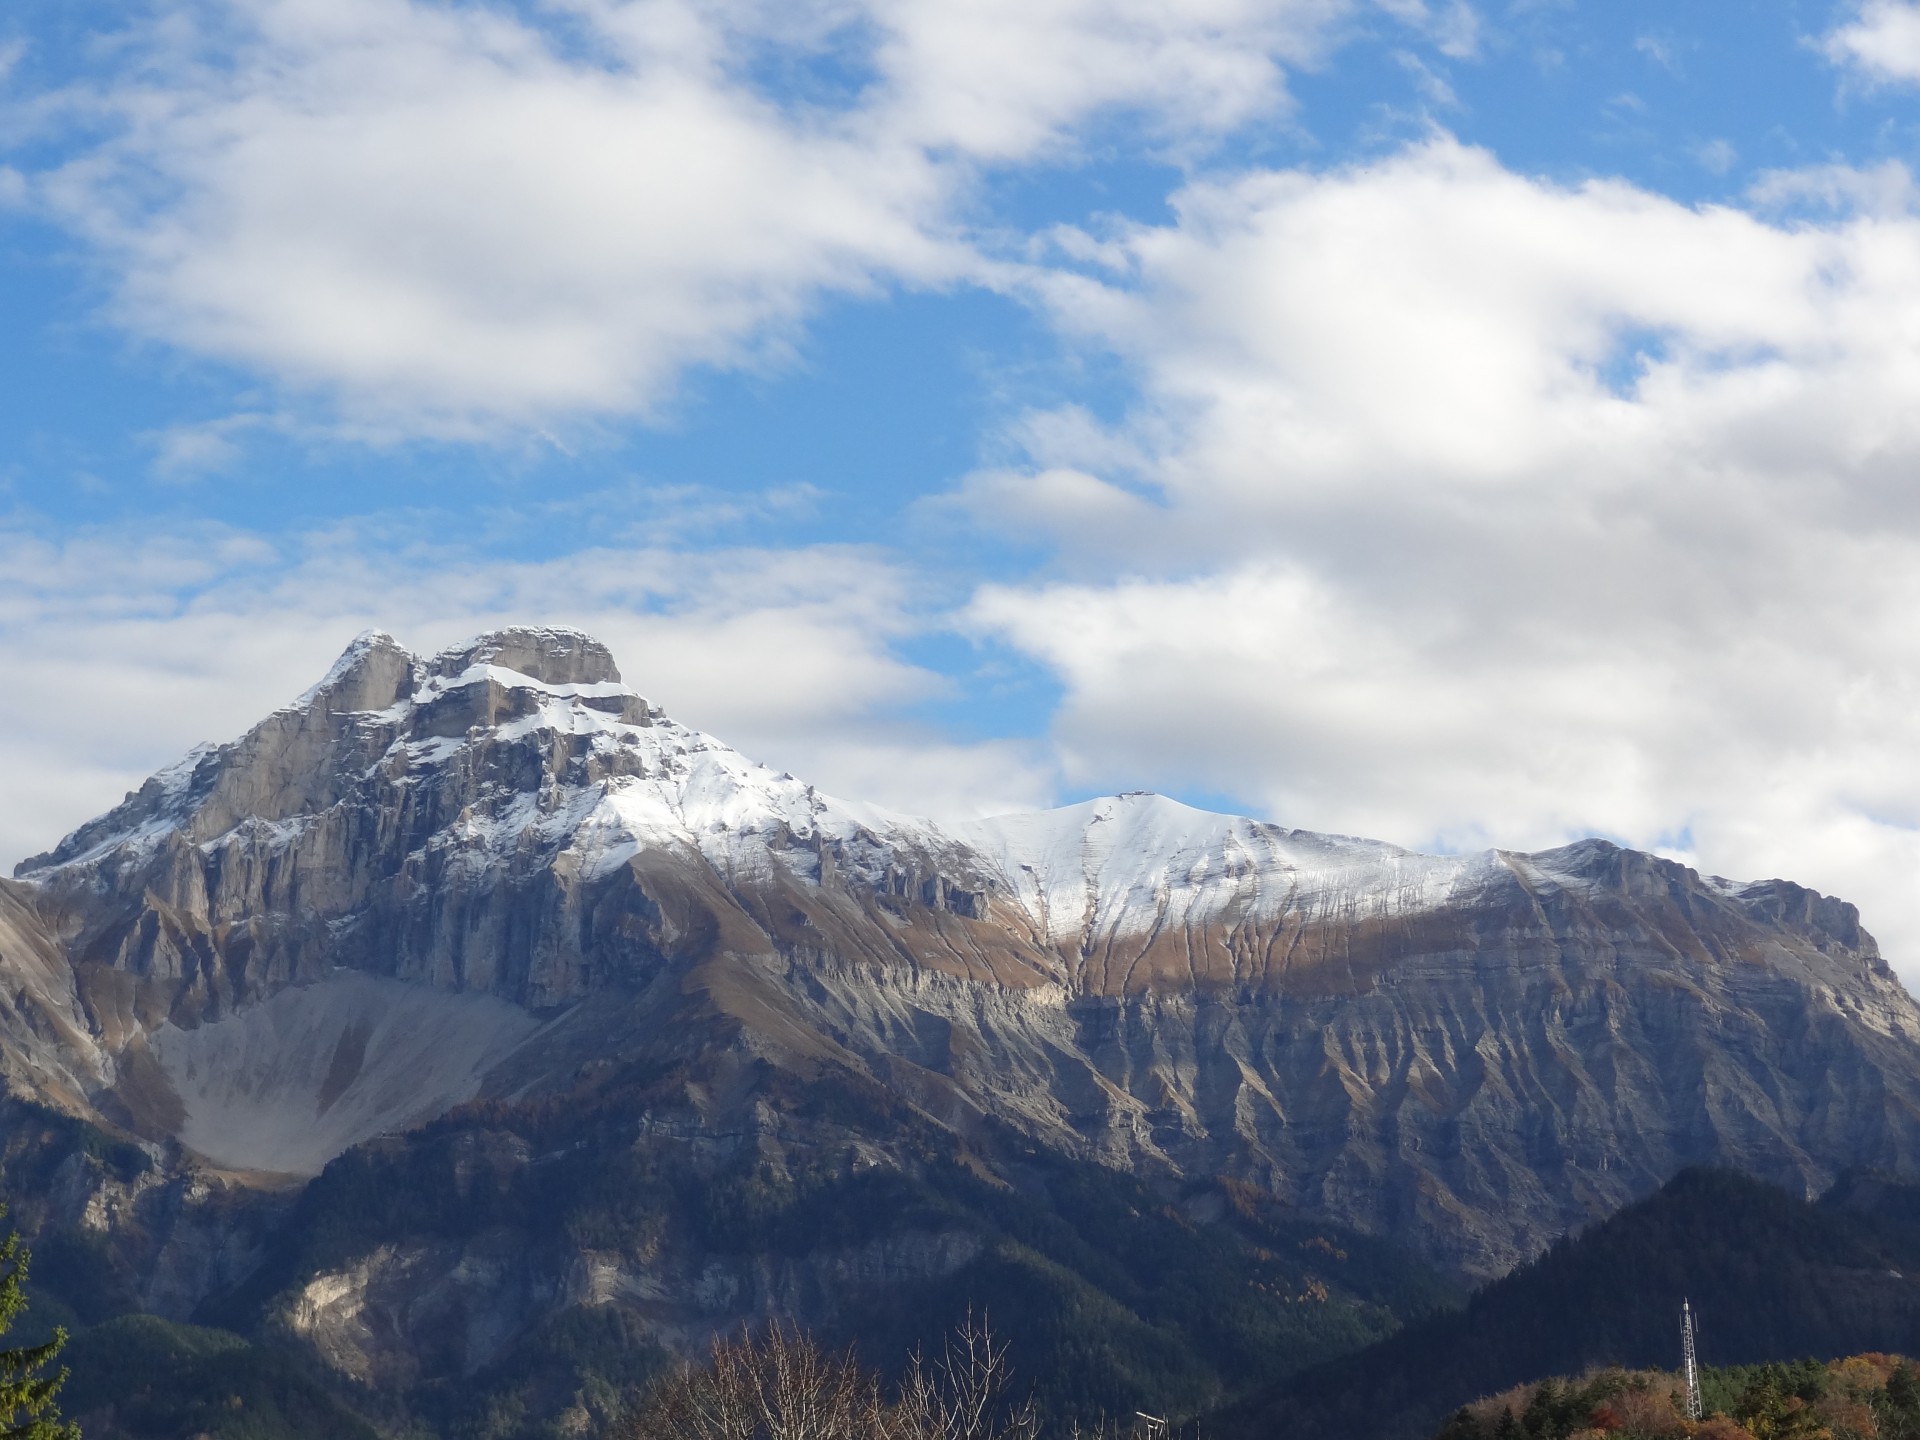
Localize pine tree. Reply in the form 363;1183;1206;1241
1521;1380;1556;1438
1881;1364;1920;1440
0;1215;77;1440
1436;1407;1486;1440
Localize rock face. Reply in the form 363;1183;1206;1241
12;627;1920;1279
0;879;110;1109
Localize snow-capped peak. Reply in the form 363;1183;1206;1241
953;791;1482;945
14;631;1508;949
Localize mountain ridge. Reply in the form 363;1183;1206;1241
3;625;1920;1290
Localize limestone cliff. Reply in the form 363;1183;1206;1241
10;626;1920;1278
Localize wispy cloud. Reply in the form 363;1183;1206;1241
143;413;272;481
1691;137;1737;175
1634;32;1682;75
1394;49;1461;110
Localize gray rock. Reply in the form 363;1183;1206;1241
8;627;1920;1284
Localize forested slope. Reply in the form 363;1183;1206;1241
1223;1169;1920;1440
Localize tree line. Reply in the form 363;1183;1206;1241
1432;1354;1920;1440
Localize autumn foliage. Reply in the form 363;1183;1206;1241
1433;1355;1920;1440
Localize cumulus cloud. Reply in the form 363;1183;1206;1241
868;0;1348;158
0;522;1056;869
967;138;1920;969
1824;0;1920;84
15;0;1370;437
31;0;952;436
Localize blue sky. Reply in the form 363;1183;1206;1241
9;0;1920;965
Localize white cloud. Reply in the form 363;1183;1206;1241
968;136;1920;972
1393;49;1460;110
1634;32;1680;75
1824;0;1920;84
1749;158;1918;217
15;0;1375;438
0;523;1055;870
144;413;266;480
1376;0;1478;60
33;0;954;437
869;0;1347;159
1692;137;1737;175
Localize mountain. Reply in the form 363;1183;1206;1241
6;626;1920;1427
1223;1168;1920;1440
15;627;1920;1271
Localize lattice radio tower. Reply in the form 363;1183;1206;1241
1681;1299;1703;1422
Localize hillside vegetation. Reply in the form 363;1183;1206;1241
1433;1354;1920;1440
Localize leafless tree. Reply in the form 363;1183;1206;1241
622;1322;877;1440
887;1313;1038;1440
616;1314;1048;1440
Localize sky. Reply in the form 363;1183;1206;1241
8;1;1920;970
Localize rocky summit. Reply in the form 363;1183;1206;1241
4;626;1920;1397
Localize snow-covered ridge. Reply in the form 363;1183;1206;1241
344;633;1498;933
954;792;1488;944
14;629;1648;945
326;639;1489;932
17;627;953;890
379;643;947;883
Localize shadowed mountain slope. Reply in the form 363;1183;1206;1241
1223;1168;1920;1440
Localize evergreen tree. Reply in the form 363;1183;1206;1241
1520;1379;1555;1438
1879;1363;1920;1440
1435;1407;1485;1440
0;1215;77;1440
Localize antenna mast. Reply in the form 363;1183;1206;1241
1681;1299;1703;1421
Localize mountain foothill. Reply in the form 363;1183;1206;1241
3;627;1920;1437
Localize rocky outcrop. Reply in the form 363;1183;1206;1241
9;627;1920;1279
275;1216;986;1388
0;879;109;1111
0;1099;286;1321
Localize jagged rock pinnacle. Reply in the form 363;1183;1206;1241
307;630;416;715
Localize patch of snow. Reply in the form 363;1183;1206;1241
439;663;631;702
199;813;312;855
27;742;223;873
954;793;1483;944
